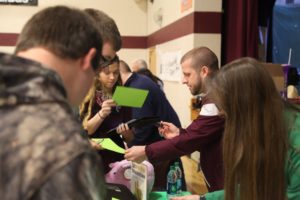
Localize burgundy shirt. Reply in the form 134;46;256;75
145;98;225;192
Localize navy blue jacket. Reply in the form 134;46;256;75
124;73;181;146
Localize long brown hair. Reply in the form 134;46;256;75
210;57;287;200
79;77;100;129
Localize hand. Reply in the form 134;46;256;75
116;123;133;142
99;99;116;118
89;139;103;150
86;99;116;135
124;146;147;163
158;121;179;139
170;195;200;200
116;123;130;134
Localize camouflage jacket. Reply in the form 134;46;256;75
0;53;107;200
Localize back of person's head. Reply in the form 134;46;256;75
136;68;153;77
15;6;102;69
119;60;132;74
211;57;287;200
84;8;121;52
181;46;219;77
132;59;148;72
136;68;162;86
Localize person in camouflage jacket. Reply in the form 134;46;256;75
0;6;107;200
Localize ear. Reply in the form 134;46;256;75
201;65;209;76
80;48;97;71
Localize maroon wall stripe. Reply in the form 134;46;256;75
147;11;221;47
147;12;195;47
0;11;221;48
122;36;147;49
0;33;18;46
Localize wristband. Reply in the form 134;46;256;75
98;111;104;120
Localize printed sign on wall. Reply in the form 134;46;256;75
0;0;38;6
157;50;182;82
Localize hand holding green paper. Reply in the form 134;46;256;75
92;138;125;154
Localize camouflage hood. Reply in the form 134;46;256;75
0;52;107;199
0;52;67;107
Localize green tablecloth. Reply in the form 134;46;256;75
149;191;191;200
111;191;191;200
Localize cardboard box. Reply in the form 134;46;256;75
261;63;284;92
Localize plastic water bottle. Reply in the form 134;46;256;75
174;162;182;195
167;165;177;199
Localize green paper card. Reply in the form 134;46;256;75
92;138;125;154
112;86;149;108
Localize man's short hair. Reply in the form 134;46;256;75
84;9;122;52
15;6;103;69
181;47;219;72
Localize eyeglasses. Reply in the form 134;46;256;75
99;55;119;69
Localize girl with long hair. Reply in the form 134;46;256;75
172;57;300;200
79;56;132;173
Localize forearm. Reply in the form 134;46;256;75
145;135;194;163
85;111;105;135
145;125;216;162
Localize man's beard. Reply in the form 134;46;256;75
190;83;201;95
